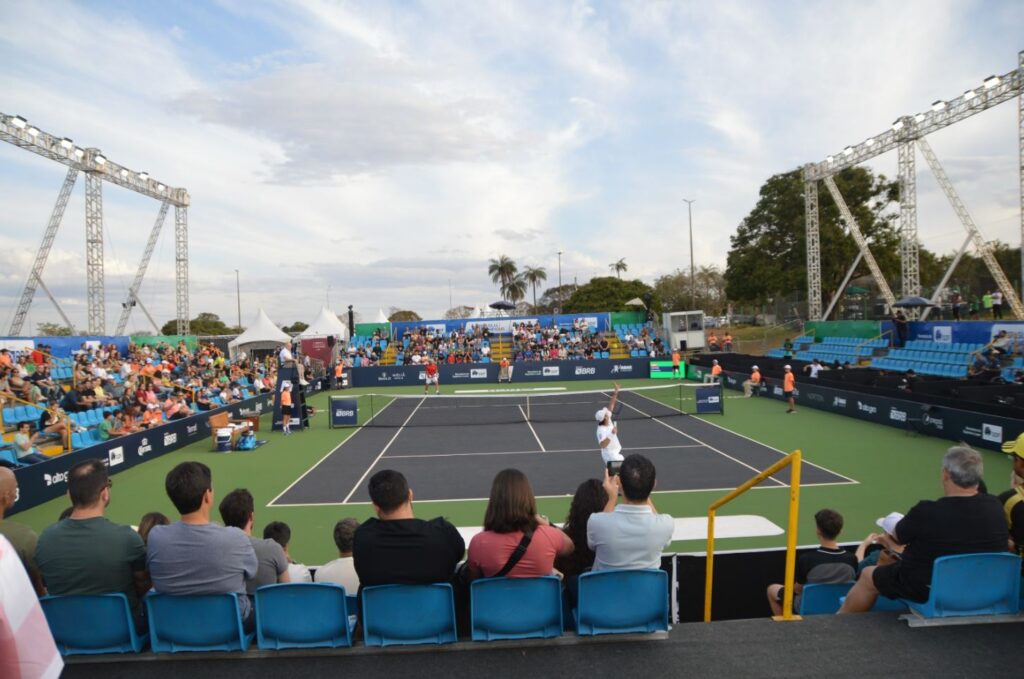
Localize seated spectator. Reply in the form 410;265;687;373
137;511;169;545
162;394;192;420
854;512;905;574
37;405;69;443
263;521;311;583
147;462;258;626
97;410;119;441
766;509;857;616
839;446;1008;612
13;422;48;464
588;454;673;571
315;517;361;593
0;467;44;594
218;489;290;595
555;478;611;604
353;470;465;591
36;460;148;622
466;469;572;579
998;434;1024;559
142;402;163;428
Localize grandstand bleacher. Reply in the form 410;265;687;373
870;340;984;378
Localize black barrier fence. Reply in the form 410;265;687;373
10;393;274;516
690;364;1023;452
349;358;652;388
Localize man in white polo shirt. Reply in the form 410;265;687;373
595;383;623;470
587;454;674;571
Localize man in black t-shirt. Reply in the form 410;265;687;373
352;469;465;592
839;446;1008;612
767;508;857;616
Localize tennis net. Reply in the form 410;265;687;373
352;382;724;428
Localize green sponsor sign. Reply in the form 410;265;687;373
649;360;678;379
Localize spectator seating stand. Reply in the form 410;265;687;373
899;552;1022;626
41;593;148;655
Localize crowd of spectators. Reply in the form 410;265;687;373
2;340;277;465
395;326;492;365
508;320;625;361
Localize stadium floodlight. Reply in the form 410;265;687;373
963;89;976;101
156;183;165;191
983;75;1001;89
931;100;946;111
891;119;904;131
843;146;854;156
914;113;926;123
119;168;128;177
865;137;875;146
94;154;106;166
10;115;27;129
826;155;834;164
59;137;73;149
138;171;149;181
27;126;39;137
73;147;84;158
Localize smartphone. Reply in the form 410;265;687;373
606;461;622;476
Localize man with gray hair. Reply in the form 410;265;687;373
314;517;360;594
839;446;1008;613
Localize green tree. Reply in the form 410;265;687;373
488;255;518;299
161;312;236;336
520;266;548;310
724;167;899;307
535;284;579;313
388;309;422;322
609;258;628;279
37;322;73;336
563;277;661;315
505;274;528;305
654;265;727;313
282;321;309;333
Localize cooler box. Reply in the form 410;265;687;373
215;428;233;452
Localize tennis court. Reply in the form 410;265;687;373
270;386;855;507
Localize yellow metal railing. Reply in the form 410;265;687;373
704;449;802;622
1;394;73;451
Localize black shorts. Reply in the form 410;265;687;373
871;563;928;603
783;390;793;399
281;404;293;415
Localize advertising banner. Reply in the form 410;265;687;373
649;361;677;379
882;320;1024;347
695;385;724;414
10;393;273;516
329;397;359;427
390;312;612;340
720;370;1022;451
350;358;651;387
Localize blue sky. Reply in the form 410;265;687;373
1;0;1022;331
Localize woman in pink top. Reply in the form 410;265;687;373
467;469;573;578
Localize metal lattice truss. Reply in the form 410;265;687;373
1;111;190;336
802;51;1024;320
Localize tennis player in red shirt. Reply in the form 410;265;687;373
424;358;440;395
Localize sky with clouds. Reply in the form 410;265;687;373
0;0;1022;333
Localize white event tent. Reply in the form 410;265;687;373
299;307;349;340
228;308;291;359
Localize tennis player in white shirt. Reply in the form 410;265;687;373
595;383;623;471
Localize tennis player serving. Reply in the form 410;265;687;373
595;383;623;473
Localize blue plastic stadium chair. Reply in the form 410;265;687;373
71;432;86;449
574;569;669;635
255;583;354;649
15;405;32;423
902;553;1022;618
0;446;28;468
798;582;855;615
146;592;254;652
86;409;102;426
361;583;457;647
41;593;148;655
470;576;563;641
2;406;14;424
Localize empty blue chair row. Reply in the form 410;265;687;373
0;445;29;468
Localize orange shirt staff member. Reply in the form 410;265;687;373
280;382;294;434
498;357;512;383
671;350;682;378
783;365;796;414
704;359;722;383
743;365;761;397
424;358;440;395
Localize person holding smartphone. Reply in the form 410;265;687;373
595;383;622;473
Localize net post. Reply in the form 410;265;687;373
719;379;725;415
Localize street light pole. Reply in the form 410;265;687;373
234;269;241;330
682;199;696;310
557;250;563;311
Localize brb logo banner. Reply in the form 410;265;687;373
329;397;359;428
695;386;724;414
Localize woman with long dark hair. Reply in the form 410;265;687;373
466;469;572;578
554;479;610;579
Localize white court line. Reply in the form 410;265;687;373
384;443;705;460
340;397;426;504
454;387;566;393
519;404;546;452
272;480;853;508
627;389;859;485
611;393;787;487
266;397;399;507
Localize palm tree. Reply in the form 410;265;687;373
488;256;518;298
609;258;628;278
504;274;528;305
520;266;547;309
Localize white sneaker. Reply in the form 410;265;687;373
299;379;310;386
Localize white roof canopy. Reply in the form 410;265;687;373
375;308;389;323
228;308;291;354
299;306;349;340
